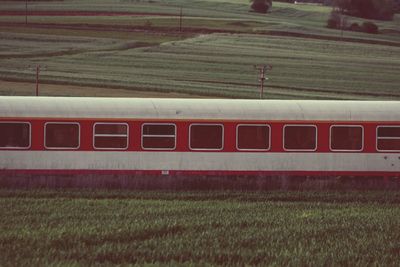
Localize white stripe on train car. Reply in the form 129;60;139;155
1;151;399;173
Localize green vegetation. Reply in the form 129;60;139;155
0;0;399;98
333;0;397;21
2;32;399;99
250;0;273;14
1;190;400;266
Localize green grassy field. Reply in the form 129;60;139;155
0;0;399;99
1;190;400;266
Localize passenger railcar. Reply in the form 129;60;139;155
0;96;399;185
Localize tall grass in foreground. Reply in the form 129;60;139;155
1;190;400;266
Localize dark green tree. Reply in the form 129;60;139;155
334;0;396;20
250;0;273;14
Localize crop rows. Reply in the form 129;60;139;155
0;0;399;99
1;32;399;99
1;190;400;266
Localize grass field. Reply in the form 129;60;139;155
0;0;399;99
1;190;400;266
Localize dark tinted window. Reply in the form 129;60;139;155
377;139;400;151
190;124;223;150
142;124;175;150
0;122;30;148
377;126;400;151
94;123;128;149
95;124;127;135
330;126;363;151
45;123;79;149
284;125;316;150
378;127;400;138
237;125;270;150
143;124;175;136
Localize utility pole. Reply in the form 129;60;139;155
28;64;46;96
254;64;272;99
179;7;183;32
35;65;40;96
25;0;28;25
340;16;347;38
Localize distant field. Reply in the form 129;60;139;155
0;0;399;99
1;190;400;266
0;80;202;97
1;32;399;99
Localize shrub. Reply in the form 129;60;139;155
250;0;272;14
362;21;379;34
326;10;341;29
349;22;362;31
334;0;395;21
327;18;338;28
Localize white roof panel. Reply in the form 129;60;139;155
0;96;399;122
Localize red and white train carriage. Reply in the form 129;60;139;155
0;96;400;184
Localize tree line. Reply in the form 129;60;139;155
334;0;398;20
250;0;399;21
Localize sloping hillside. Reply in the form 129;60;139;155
0;0;399;99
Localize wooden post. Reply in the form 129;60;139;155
254;64;272;99
260;67;265;99
179;7;183;32
25;0;28;25
36;65;40;96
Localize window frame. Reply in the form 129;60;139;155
141;123;176;151
0;121;31;150
283;124;317;152
236;124;271;151
329;125;364;152
189;123;224;151
376;125;400;152
93;122;129;150
44;122;80;150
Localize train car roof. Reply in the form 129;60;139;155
0;96;399;122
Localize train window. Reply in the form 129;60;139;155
284;125;317;151
142;123;176;150
237;124;270;151
377;126;400;151
0;122;30;149
190;124;223;150
330;125;363;151
94;123;128;150
45;122;80;149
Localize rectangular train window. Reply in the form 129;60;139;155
94;123;128;150
142;123;176;150
330;125;363;151
377;126;400;151
284;125;317;151
45;122;80;149
190;124;223;150
0;122;30;149
237;124;270;151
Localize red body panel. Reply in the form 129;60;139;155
1;117;399;153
